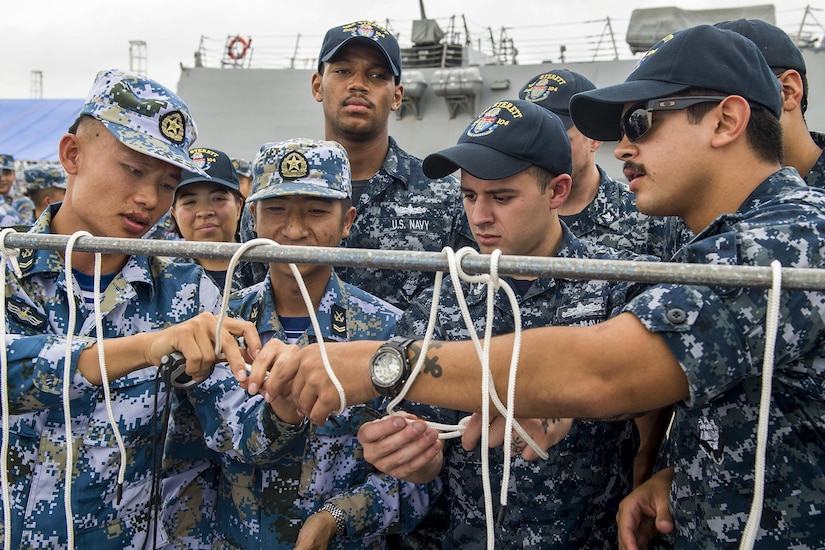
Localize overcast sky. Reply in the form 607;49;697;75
1;0;819;99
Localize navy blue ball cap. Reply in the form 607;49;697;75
423;99;572;180
569;24;783;142
715;18;806;74
319;21;402;83
178;147;240;195
518;69;596;130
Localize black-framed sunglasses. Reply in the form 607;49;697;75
620;96;729;142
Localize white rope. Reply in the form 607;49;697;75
387;246;546;550
0;228;22;550
62;231;90;549
739;260;783;549
90;242;127;502
216;239;347;416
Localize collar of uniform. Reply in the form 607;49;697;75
382;136;411;189
19;204;156;295
693;166;811;245
258;270;350;341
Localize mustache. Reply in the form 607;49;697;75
623;161;646;175
342;94;375;109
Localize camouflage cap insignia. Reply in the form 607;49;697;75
159;111;185;144
279;151;309;180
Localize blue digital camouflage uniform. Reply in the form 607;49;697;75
0;200;24;226
335;137;475;309
1;204;222;549
169;256;250;293
561;165;690;260
806;131;825;189
624;167;825;548
395;224;654;549
177;270;439;549
3;194;35;225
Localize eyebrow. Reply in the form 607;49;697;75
461;186;518;195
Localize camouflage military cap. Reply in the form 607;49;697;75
79;68;205;175
24;164;67;191
231;157;252;177
248;138;351;202
0;154;14;170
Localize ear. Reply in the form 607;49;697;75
776;69;804;113
249;203;257;233
391;83;404;112
341;205;357;239
589;138;603;153
311;71;324;103
548;173;572;209
710;95;750;149
58;133;80;176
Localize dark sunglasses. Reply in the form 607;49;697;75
620;96;729;142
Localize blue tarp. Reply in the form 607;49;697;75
0;99;85;162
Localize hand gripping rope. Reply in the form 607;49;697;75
215;238;348;415
384;246;546;550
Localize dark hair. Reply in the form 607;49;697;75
525;165;554;194
680;88;783;165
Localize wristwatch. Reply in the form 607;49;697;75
321;501;346;536
369;336;415;397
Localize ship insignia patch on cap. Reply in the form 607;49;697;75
467;106;502;138
280;151;309;179
159;111;185;144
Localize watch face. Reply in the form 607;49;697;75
372;350;402;386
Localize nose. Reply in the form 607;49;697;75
195;202;214;218
133;181;159;210
279;211;310;241
613;136;635;161
347;70;369;92
468;197;493;227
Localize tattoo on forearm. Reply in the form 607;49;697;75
541;418;561;433
410;341;443;378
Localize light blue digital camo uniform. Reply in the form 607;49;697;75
395;224;654;549
1;205;222;548
5;194;36;225
0;200;24;226
179;272;438;549
624;168;825;548
561;165;690;260
337;137;475;309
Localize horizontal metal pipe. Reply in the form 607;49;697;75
2;231;824;290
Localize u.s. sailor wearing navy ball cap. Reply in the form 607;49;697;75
356;99;660;548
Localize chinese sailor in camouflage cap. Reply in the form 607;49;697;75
3;66;259;549
24;163;67;219
173;138;428;548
